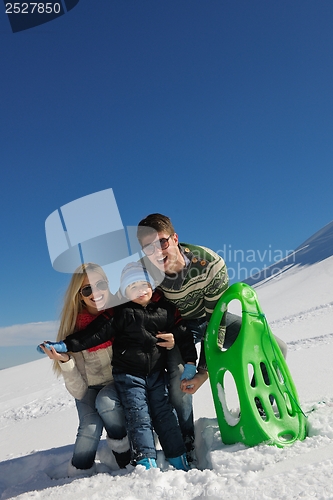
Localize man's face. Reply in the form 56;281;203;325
141;231;185;275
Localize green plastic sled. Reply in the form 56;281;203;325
204;282;307;448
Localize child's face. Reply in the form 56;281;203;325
126;281;153;307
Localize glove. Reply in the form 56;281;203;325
36;344;45;354
36;341;68;354
180;363;197;381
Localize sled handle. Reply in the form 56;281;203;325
205;282;262;354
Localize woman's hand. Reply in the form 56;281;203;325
180;370;208;394
156;332;175;350
38;344;70;363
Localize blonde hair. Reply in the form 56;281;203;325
53;263;109;375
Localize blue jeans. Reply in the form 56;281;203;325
72;382;126;470
113;369;185;462
167;346;195;442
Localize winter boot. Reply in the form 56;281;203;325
167;453;189;471
136;457;158;469
184;435;197;468
107;435;131;468
67;460;97;477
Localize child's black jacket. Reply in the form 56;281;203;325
64;290;197;377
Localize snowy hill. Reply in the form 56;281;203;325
1;223;333;499
246;219;333;286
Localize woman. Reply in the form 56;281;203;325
39;263;129;476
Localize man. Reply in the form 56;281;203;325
136;213;245;462
137;213;287;464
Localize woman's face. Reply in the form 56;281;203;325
79;271;110;314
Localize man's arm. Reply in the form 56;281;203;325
198;261;229;370
180;370;209;393
168;308;197;364
172;323;197;365
203;261;229;323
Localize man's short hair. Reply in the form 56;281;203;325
137;213;175;244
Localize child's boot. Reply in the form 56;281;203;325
136;457;158;469
167;453;189;471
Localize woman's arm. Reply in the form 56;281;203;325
39;345;88;400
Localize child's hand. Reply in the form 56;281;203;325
156;332;175;350
180;363;197;381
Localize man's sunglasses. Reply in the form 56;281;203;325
80;280;109;298
142;235;172;256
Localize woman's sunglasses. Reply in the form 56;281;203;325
80;280;109;298
142;235;172;256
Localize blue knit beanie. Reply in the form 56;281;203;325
120;262;155;297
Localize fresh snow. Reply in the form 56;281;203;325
1;228;333;499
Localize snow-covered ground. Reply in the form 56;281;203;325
1;228;333;499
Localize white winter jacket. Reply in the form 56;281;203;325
58;345;113;400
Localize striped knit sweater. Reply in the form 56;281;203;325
157;243;229;323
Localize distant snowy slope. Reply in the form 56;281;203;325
254;254;333;324
245;219;333;286
237;219;333;342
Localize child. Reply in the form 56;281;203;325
42;262;197;471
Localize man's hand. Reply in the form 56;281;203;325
156;332;175;350
180;370;208;394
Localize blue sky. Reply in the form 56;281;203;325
0;1;332;353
